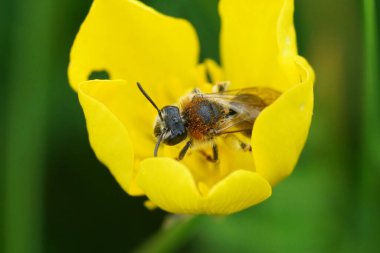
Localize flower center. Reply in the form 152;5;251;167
138;80;281;191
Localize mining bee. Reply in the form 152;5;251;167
137;82;280;162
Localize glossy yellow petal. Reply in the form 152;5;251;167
203;170;272;215
220;0;299;91
204;59;225;84
155;134;255;192
79;79;166;195
78;80;135;194
69;0;199;96
137;158;201;214
137;158;271;215
252;57;314;185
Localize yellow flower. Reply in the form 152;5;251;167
68;0;314;215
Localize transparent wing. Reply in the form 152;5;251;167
203;87;280;105
202;87;281;135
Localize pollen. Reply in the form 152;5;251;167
182;96;224;141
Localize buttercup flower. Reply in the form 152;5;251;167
68;0;314;214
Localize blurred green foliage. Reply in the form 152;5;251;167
1;0;379;253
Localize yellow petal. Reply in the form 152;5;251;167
69;0;199;95
156;134;255;191
203;170;272;215
137;158;201;213
143;200;157;211
79;79;163;195
204;59;225;84
219;0;299;91
137;158;272;215
252;57;314;185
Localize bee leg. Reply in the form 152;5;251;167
212;81;230;92
212;144;219;162
178;141;192;161
199;144;218;162
224;134;252;152
191;88;201;94
239;142;252;152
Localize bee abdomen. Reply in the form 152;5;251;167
183;97;225;141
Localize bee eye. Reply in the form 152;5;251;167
158;106;187;146
163;129;187;146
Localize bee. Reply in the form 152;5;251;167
137;82;280;162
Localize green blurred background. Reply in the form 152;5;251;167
1;0;379;252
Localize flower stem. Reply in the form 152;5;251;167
3;1;54;253
363;0;380;156
133;215;199;253
359;0;380;251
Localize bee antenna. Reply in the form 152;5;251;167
154;132;164;157
137;82;163;121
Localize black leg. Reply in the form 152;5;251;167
199;144;219;162
213;81;229;92
224;134;252;152
240;142;252;152
178;141;192;160
212;144;218;162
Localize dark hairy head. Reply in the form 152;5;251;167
157;106;187;146
137;83;187;157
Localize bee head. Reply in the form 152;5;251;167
137;82;187;157
154;106;187;146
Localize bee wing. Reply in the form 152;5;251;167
203;87;280;105
202;87;280;135
215;112;254;136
